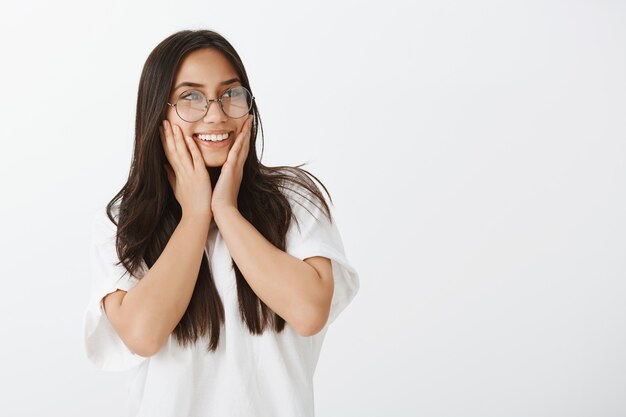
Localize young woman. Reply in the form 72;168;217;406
82;29;359;417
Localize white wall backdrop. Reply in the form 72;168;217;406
0;0;624;416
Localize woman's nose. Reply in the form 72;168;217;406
202;99;227;122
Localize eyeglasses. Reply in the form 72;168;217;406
166;86;255;122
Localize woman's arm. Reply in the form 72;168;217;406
214;207;334;337
106;213;211;356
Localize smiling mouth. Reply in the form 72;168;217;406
193;132;232;142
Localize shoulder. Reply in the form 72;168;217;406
275;167;334;224
91;202;121;245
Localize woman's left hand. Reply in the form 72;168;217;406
211;114;254;214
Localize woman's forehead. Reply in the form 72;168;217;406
174;49;237;88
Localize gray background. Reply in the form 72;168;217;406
0;0;624;416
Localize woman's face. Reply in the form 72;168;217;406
165;48;248;168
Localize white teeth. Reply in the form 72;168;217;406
196;133;229;142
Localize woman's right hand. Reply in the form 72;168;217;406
160;120;213;219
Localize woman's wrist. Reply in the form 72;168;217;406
180;211;213;228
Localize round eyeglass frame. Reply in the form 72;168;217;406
166;86;255;122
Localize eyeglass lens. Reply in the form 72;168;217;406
176;86;252;122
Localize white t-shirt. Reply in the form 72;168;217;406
82;185;359;417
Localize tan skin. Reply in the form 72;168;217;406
160;48;252;218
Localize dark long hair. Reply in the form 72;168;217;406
106;29;332;352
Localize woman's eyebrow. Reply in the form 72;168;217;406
174;78;240;91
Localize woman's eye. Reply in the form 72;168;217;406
224;88;243;98
181;91;203;101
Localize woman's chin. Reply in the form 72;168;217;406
200;155;227;168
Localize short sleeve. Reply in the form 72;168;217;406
82;206;149;372
284;187;360;326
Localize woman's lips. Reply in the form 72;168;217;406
193;132;233;148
